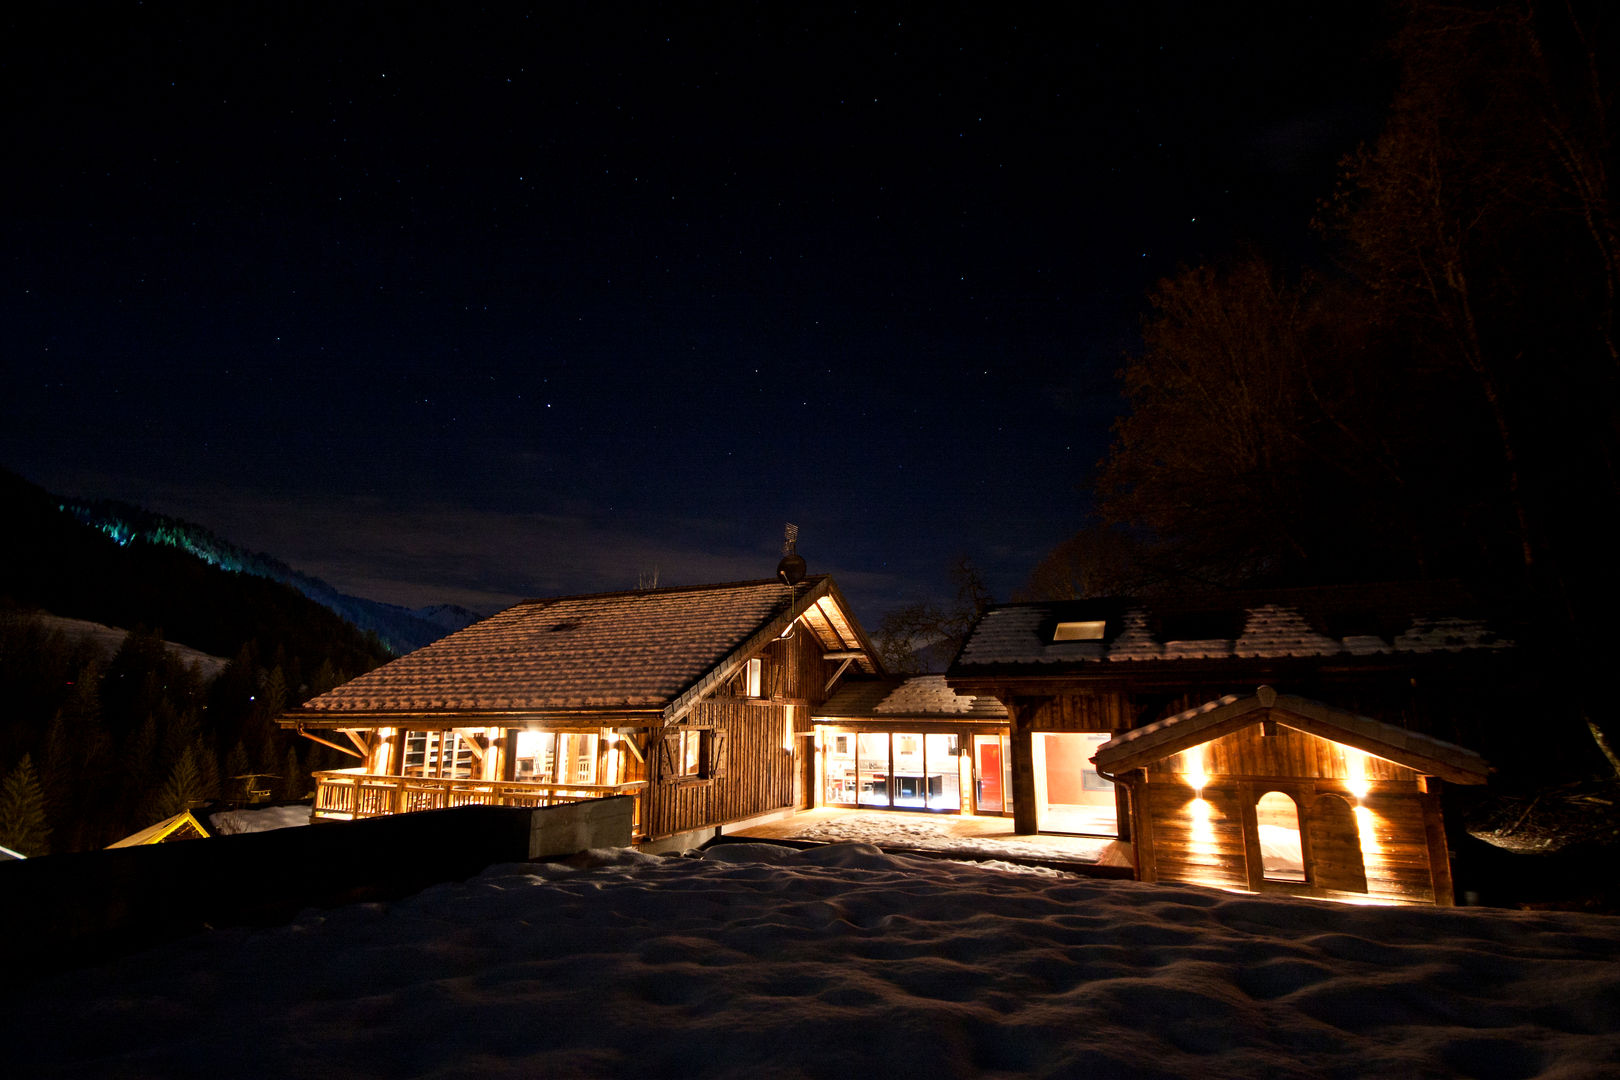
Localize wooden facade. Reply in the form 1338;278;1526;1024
948;589;1515;868
643;630;831;839
808;676;1013;817
1094;689;1488;906
283;577;880;847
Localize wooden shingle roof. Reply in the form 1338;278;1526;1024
816;675;1007;722
951;584;1511;673
287;576;874;726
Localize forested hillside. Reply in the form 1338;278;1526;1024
0;470;397;854
59;495;480;654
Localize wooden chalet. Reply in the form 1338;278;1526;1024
947;584;1508;903
279;575;880;849
811;676;1010;815
1093;687;1488;905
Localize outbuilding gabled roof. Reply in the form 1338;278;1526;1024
1092;686;1489;785
286;575;877;726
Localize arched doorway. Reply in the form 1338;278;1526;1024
1309;793;1369;894
1255;791;1305;882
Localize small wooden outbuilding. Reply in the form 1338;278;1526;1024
1092;686;1489;905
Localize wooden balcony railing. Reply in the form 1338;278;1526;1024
313;769;645;832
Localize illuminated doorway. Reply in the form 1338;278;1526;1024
1031;732;1118;836
973;734;1010;814
1256;791;1306;882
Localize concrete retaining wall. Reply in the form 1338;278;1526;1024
0;796;634;981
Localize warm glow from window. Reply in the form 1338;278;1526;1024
1344;747;1371;800
1181;745;1209;793
1354;804;1381;857
1053;620;1106;641
1189;796;1217;860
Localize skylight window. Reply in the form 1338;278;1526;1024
1053;620;1106;641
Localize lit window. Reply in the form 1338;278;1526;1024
1053;620;1106;641
663;727;727;781
744;657;764;697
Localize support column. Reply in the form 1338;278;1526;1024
1009;701;1038;834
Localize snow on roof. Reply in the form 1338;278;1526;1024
1093;687;1489;783
952;590;1512;670
817;675;1007;721
294;578;838;717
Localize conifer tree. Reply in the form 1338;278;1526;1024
153;746;205;821
0;754;52;857
282;745;305;800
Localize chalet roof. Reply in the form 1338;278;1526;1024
816;675;1008;722
287;576;877;725
951;584;1511;673
106;809;212;847
1092;686;1490;785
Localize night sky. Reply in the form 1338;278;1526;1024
2;3;1391;619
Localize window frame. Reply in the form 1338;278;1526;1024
661;725;728;784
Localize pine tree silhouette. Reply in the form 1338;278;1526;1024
0;754;53;857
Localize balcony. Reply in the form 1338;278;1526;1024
313;768;646;833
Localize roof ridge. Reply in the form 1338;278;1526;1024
515;574;828;606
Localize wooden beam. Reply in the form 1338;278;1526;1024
297;728;364;759
452;729;487;762
824;657;855;694
620;734;646;763
343;730;372;757
1239;781;1266;891
1422;783;1454;906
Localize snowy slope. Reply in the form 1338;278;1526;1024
6;844;1618;1078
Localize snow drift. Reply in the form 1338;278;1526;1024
6;843;1618;1078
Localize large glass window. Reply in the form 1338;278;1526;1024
401;731;475;779
512;730;557;782
1032;732;1117;836
512;730;598;784
824;732;857;805
857;732;890;807
823;731;964;812
925;733;961;811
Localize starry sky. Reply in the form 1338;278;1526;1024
2;3;1391;619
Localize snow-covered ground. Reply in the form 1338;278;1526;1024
760;808;1131;866
7;843;1618;1078
206;804;312;835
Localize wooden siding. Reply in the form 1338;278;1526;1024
1125;776;1447;905
1144;723;1420;784
1358;791;1440;904
1019;692;1132;733
1144;782;1250;891
644;700;796;838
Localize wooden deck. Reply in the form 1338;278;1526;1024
313;769;646;831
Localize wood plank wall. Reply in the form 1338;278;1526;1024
645;700;795;838
1145;783;1250;890
643;631;835;838
1133;778;1443;905
1144;725;1419;783
1020;692;1132;732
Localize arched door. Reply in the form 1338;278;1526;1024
1309;793;1368;894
